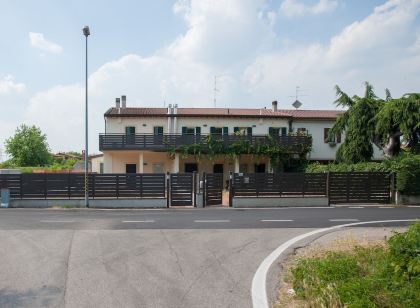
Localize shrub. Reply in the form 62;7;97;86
305;162;387;173
388;223;420;280
291;223;420;307
387;155;420;195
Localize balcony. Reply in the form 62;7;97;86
99;133;311;153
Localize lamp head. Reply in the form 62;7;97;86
83;26;90;37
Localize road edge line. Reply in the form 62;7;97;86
251;219;419;308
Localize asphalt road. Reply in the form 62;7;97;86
0;207;418;308
0;206;419;229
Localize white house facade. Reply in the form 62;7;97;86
99;97;383;181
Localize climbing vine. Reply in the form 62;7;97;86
167;134;312;171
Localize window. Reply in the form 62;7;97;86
125;164;137;173
184;163;198;173
99;163;104;174
269;127;287;136
125;126;135;135
234;127;252;135
153;126;163;135
152;163;164;173
210;127;223;135
324;128;341;143
182;127;201;135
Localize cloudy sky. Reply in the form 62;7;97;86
0;0;419;156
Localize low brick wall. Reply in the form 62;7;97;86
233;197;329;208
395;192;420;205
10;199;167;209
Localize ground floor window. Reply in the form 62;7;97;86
184;163;198;173
152;163;164;173
126;164;137;173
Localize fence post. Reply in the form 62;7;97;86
302;173;306;197
229;171;233;207
166;172;170;208
92;174;95;199
20;174;23;200
193;171;197;207
139;174;143;199
68;173;71;199
346;172;350;203
116;175;119;199
202;172;207;207
326;172;330;206
44;173;47;200
390;172;396;204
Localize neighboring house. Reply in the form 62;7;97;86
99;97;383;181
90;154;104;174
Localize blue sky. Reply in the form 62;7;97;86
0;0;419;155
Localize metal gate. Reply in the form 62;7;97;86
204;173;224;206
170;173;194;206
329;172;391;204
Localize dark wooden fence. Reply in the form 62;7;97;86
328;172;390;204
232;173;327;197
0;173;166;199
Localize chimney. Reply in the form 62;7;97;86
272;100;278;112
115;98;120;108
121;95;127;108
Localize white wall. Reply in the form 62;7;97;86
106;116;289;135
106;117;168;134
291;120;338;160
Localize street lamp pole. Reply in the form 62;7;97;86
83;26;90;208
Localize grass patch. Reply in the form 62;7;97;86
282;224;420;308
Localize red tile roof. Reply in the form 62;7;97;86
104;107;343;120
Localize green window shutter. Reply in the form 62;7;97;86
223;127;229;135
159;126;164;135
234;127;239;133
281;127;287;136
210;127;216;134
247;127;252;136
195;127;201;135
269;127;274;135
182;127;187;135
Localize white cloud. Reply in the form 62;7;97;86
19;0;420;152
0;75;25;94
29;32;63;54
280;0;338;17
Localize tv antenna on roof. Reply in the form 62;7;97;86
289;86;308;109
213;74;226;108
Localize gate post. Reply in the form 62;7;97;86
326;171;330;206
193;171;197;207
166;172;170;208
229;171;233;207
202;172;206;207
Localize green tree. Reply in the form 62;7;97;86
375;93;420;156
5;124;52;166
330;82;384;163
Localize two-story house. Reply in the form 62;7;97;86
98;96;382;180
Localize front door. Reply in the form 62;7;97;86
254;164;266;173
184;163;198;173
213;164;224;174
126;164;137;173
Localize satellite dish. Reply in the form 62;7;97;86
292;99;302;109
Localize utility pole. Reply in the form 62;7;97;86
83;26;90;208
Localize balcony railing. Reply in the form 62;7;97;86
99;133;311;152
